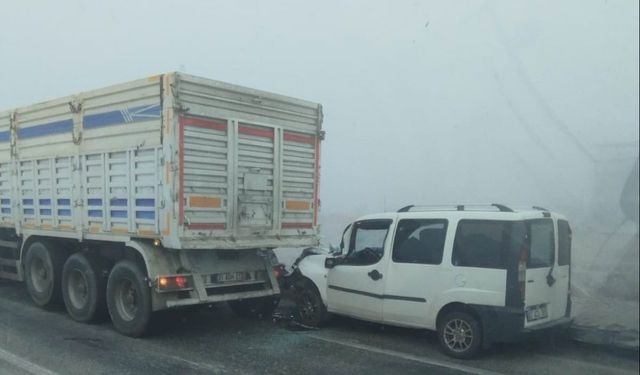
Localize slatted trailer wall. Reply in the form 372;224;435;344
174;73;323;249
0;76;163;240
0;73;322;251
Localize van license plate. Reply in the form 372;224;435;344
215;272;246;283
526;304;548;322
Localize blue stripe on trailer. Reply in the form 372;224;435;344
0;198;10;205
2;104;160;141
23;199;33;205
58;209;71;216
40;209;52;215
136;211;155;219
84;103;161;130
1;208;10;214
23;208;34;215
136;198;155;207
17;119;73;139
39;199;51;206
88;209;102;217
88;198;102;206
110;198;127;206
57;198;70;206
110;210;127;218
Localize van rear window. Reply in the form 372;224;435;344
452;220;512;269
527;219;555;268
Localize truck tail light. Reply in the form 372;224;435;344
156;275;194;292
273;264;285;279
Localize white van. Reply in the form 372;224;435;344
291;204;573;358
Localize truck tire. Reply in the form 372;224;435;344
437;311;482;359
228;296;280;319
106;260;151;337
24;241;64;308
294;280;328;327
62;253;107;323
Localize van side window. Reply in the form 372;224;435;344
345;219;392;266
557;219;571;266
392;219;448;264
452;220;510;269
527;219;554;268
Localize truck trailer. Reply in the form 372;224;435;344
0;72;323;336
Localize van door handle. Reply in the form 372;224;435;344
368;270;383;281
527;280;535;283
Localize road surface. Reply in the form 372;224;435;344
0;279;637;375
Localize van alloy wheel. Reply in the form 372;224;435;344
294;281;327;327
437;311;482;359
299;289;319;321
443;319;474;353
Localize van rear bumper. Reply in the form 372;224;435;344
471;305;573;346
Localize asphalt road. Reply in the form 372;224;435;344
1;279;638;375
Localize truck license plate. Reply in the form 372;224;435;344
215;272;247;283
526;304;548;322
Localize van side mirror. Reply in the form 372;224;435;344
325;257;338;269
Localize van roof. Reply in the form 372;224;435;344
356;205;568;222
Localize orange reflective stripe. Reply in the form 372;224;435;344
189;196;222;208
285;200;311;211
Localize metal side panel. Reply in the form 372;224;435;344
53;156;74;230
18;159;36;229
14;97;75;160
175;73;322;134
0;111;10;163
17;155;75;232
179;116;230;233
281;131;318;232
80;76;162;154
82;147;160;237
175;117;320;249
235;122;276;232
0;161;12;226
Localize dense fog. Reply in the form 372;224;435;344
1;0;638;301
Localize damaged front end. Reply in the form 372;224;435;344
281;246;329;290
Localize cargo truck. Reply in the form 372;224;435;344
0;73;323;336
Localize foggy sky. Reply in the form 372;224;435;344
1;0;638;240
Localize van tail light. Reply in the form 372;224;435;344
156;275;194;292
518;247;528;303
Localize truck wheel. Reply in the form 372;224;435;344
294;280;327;327
437;311;482;359
106;260;151;337
24;241;64;308
228;296;280;319
62;253;107;323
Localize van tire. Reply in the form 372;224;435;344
294;280;328;327
437;311;482;359
228;296;280;319
106;260;151;337
24;241;64;308
62;253;107;323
